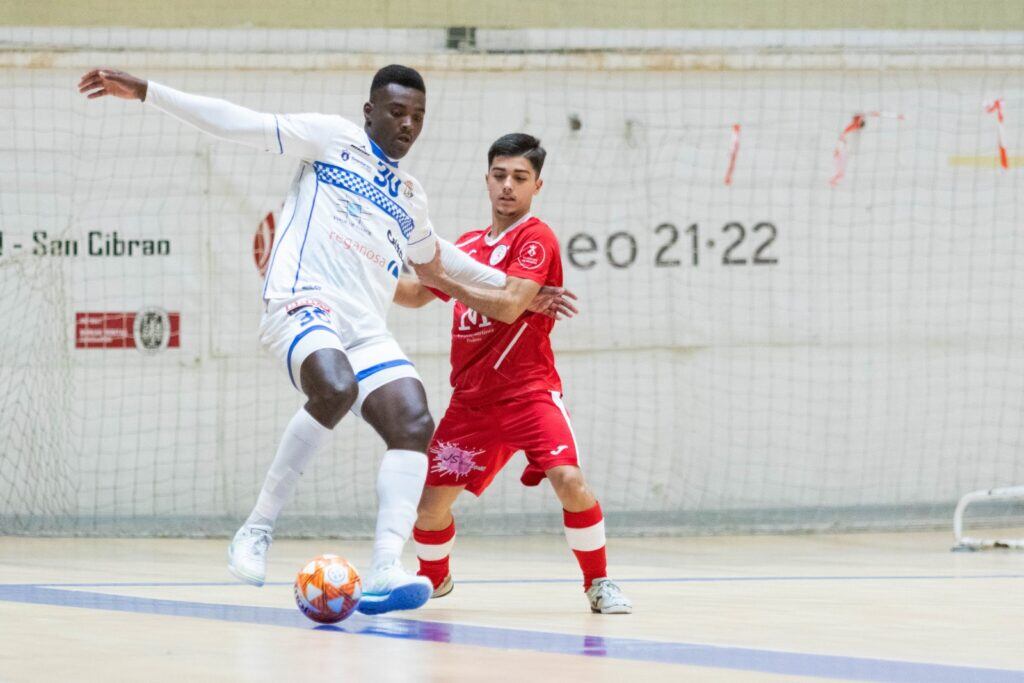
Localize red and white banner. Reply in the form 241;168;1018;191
75;310;181;351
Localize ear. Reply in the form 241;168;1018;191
534;178;544;195
363;100;373;125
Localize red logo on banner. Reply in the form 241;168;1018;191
254;209;277;276
76;310;181;352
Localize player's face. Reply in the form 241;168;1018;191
363;84;426;160
486;156;543;218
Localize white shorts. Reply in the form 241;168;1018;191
259;294;421;416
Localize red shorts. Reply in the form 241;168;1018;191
426;390;581;496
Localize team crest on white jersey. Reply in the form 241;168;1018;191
402;180;414;198
489;244;508;266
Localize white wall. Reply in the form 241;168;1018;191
1;30;1022;534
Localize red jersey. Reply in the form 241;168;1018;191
438;215;563;405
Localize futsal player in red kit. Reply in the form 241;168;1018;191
394;134;632;614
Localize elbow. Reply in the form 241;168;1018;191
396;296;431;309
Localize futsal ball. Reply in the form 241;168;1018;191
294;554;362;624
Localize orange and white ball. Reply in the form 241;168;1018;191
294;554;361;624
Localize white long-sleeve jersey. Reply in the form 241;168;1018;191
145;81;504;343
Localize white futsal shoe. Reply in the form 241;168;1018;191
431;574;454;599
586;578;632;614
227;524;272;587
356;560;433;615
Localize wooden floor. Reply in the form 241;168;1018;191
1;531;1022;682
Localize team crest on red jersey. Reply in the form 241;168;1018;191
490;244;508;265
516;241;546;270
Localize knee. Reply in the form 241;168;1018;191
306;377;357;426
548;467;588;498
316;377;358;412
417;494;451;530
401;408;435;451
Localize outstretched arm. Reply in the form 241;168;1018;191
77;68;328;159
411;246;578;324
424;271;539;324
394;269;577;321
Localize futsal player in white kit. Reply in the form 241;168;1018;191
77;65;563;614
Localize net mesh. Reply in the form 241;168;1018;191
1;25;1023;536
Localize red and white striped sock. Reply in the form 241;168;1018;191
413;520;456;589
563;502;608;590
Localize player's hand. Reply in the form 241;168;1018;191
409;243;448;289
78;69;148;101
529;286;579;320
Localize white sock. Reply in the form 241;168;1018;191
371;449;428;569
246;408;331;528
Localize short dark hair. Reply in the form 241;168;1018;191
370;64;425;95
487;133;546;176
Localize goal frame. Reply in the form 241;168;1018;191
951;485;1024;551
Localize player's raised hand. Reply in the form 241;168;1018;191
78;69;148;101
529;286;579;320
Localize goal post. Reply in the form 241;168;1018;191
952;486;1024;552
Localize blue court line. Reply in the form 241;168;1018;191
0;584;1020;682
9;573;1024;589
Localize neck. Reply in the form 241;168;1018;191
364;129;398;165
490;208;529;237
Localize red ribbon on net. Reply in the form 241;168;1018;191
724;123;741;185
829;111;905;187
829;114;865;186
984;99;1009;170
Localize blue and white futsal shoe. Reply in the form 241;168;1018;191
227;524;272;587
356;560;433;615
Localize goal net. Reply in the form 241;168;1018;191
2;25;1022;537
